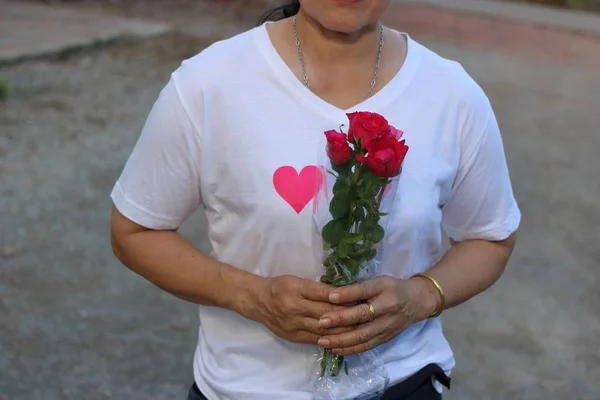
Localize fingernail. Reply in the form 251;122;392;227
330;293;340;302
319;318;332;328
318;338;331;347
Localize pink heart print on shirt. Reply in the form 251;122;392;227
273;166;323;214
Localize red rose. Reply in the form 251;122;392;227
325;130;352;165
347;112;393;149
390;125;404;140
356;137;409;178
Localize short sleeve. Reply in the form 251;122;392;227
110;75;203;230
441;105;521;242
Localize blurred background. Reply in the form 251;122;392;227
1;0;599;399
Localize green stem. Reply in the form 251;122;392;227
320;348;345;378
346;164;362;232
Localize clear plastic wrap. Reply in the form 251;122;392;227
310;116;405;400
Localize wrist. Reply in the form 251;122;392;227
223;265;268;321
408;274;442;322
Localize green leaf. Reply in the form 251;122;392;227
322;218;348;246
366;224;385;243
347;248;362;259
329;192;351;219
364;249;377;261
320;275;332;284
359;215;379;234
332;178;349;195
337;242;348;258
342;233;363;244
365;214;379;225
343;257;359;275
331;162;349;177
323;242;331;251
358;222;367;234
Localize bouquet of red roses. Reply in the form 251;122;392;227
312;112;408;400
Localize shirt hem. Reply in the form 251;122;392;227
444;207;521;242
110;182;182;230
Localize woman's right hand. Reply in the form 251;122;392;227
250;275;353;345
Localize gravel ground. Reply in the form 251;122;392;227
0;34;213;400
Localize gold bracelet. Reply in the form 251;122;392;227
411;273;445;319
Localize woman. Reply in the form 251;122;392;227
109;0;521;399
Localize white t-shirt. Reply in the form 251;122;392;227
111;23;521;400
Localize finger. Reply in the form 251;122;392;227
300;318;356;336
318;303;374;329
301;300;346;319
300;280;334;302
328;277;389;304
332;335;385;356
318;321;380;350
322;326;356;336
294;331;321;345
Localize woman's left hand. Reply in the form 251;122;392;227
316;276;432;356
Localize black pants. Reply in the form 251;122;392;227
187;363;450;400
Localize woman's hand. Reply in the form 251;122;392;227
251;275;354;345
315;276;439;356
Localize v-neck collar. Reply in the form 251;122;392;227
253;21;421;123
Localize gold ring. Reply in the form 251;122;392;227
367;302;376;320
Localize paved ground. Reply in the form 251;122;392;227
1;1;599;399
398;0;600;35
0;2;169;64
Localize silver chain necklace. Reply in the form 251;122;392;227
292;15;385;99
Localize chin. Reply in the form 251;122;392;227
319;15;372;34
301;0;389;33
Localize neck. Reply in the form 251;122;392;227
294;10;381;66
